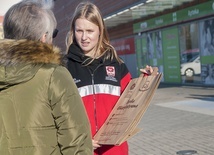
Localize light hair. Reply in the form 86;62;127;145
3;0;56;43
66;1;123;64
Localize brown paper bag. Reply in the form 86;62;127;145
94;67;163;145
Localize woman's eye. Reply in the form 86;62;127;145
76;30;82;33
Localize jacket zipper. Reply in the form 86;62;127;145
91;73;99;133
91;64;103;155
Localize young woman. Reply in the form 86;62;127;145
66;2;154;155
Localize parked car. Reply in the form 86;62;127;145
180;54;201;77
181;52;199;64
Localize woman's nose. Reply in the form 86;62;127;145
82;32;87;40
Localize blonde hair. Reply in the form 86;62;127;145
66;2;123;64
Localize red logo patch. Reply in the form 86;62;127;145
106;66;115;77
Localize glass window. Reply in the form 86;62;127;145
179;23;201;83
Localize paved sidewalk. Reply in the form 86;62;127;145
128;84;214;155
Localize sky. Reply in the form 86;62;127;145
0;0;21;16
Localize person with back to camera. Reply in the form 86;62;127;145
65;2;154;155
0;0;93;154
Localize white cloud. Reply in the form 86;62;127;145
0;0;22;16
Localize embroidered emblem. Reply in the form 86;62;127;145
106;66;115;77
105;66;117;82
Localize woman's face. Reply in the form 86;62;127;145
74;18;100;56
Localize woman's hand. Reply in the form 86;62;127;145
140;65;154;76
92;139;101;150
140;65;159;76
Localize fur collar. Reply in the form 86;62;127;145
0;39;63;66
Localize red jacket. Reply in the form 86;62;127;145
67;44;131;155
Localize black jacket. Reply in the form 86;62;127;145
66;44;131;155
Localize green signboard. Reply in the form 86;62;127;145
162;27;181;83
201;56;214;64
133;1;214;33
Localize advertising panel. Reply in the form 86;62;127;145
199;18;214;85
162;27;181;83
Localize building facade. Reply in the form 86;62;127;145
53;0;214;86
